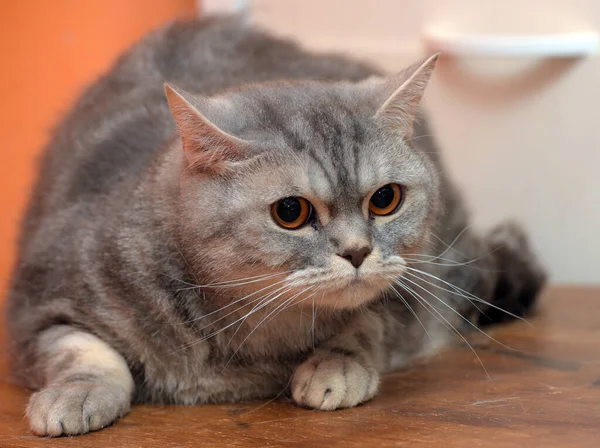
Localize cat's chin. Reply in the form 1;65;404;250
302;279;391;310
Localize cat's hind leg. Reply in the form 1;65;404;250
26;326;133;436
433;221;546;328
477;221;547;326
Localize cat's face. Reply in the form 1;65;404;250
169;55;440;310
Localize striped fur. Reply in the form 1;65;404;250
5;16;545;436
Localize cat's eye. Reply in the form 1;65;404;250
271;197;313;229
369;184;403;216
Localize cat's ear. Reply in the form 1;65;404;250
375;53;439;137
164;83;249;174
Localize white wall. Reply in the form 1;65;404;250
248;0;600;284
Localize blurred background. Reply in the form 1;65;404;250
1;0;598;320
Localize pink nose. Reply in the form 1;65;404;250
337;246;372;269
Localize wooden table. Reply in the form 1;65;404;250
1;286;599;447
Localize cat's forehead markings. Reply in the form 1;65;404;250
305;155;335;202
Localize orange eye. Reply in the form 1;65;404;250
271;197;312;229
369;184;403;216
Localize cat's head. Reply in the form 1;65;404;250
166;55;441;310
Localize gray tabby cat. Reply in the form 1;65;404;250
5;16;545;437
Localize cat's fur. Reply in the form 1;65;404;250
5;16;545;436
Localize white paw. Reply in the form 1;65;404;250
291;351;379;410
27;381;130;436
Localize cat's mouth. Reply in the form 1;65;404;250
312;276;393;309
286;266;405;309
245;253;407;310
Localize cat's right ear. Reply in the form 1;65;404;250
164;83;249;174
374;53;439;138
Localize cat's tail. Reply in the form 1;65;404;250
477;221;547;326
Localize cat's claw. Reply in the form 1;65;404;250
27;381;130;436
291;351;379;410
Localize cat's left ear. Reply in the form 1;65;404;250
164;83;250;174
375;53;439;137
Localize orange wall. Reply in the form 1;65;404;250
0;1;197;301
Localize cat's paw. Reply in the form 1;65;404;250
27;381;130;436
291;351;379;410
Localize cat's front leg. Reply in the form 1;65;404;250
25;326;133;436
291;310;385;410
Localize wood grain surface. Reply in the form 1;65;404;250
1;286;599;447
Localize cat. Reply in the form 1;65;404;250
5;16;545;437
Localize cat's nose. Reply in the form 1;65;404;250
337;246;372;269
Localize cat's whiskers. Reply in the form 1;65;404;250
201;271;294;288
224;283;304;349
430;230;473;259
175;276;324;353
403;237;504;273
173;270;293;290
402;255;498;272
398;274;517;352
175;277;292;326
387;282;439;356
192;283;293;334
264;288;324;337
403;268;487;317
405;133;438;143
170;283;296;353
401;226;471;264
311;295;316;351
389;278;491;378
176;264;397;353
223;287;318;369
286;266;405;294
393;278;456;338
403;266;528;324
246;283;336;353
